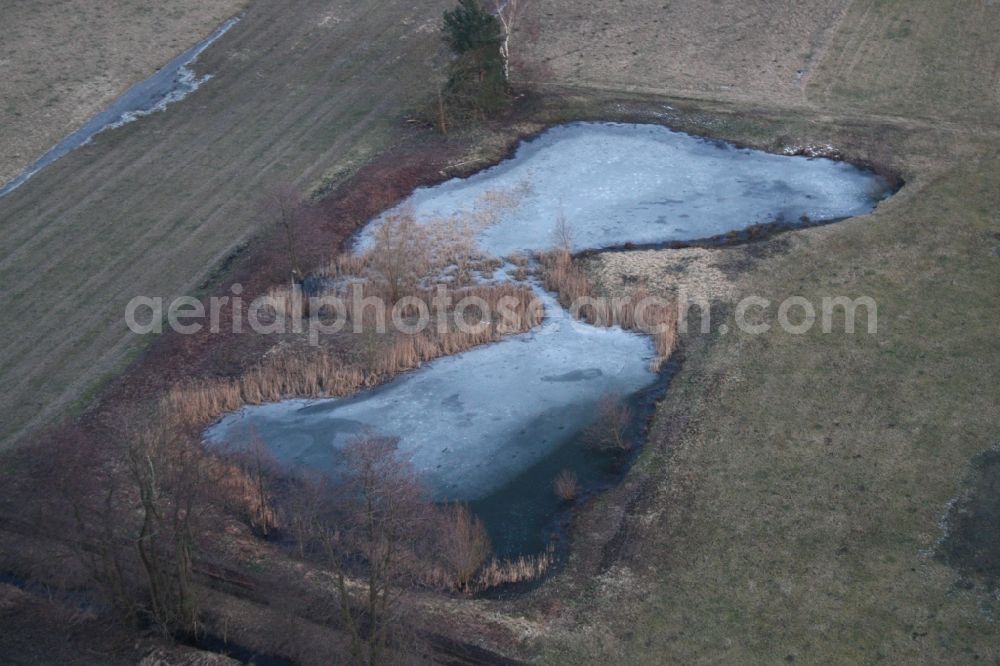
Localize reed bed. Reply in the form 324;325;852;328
474;549;554;591
214;458;279;536
539;249;678;370
376;546;554;595
163;189;547;431
162;282;542;430
418;548;555;594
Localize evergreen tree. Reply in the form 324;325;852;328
441;0;509;121
442;0;503;55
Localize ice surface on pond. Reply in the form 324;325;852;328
359;122;883;255
209;122;886;504
206;289;656;501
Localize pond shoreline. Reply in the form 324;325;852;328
7;97;907;641
474;351;684;599
206;120;891;586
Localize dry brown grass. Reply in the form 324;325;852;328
0;0;468;450
587;246;741;308
539;249;677;370
0;0;247;186
519;0;854;110
475;549;554;591
161;282;542;430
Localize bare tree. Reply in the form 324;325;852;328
227;429;279;538
585;394;633;452
437;503;491;592
301;435;430;665
43;419;225;638
125;421;219;637
261;183;307;284
368;209;432;302
281;471;329;560
551;209;573;251
44;432;140;625
491;0;528;81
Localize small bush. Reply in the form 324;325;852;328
585;395;633;453
553;469;579;501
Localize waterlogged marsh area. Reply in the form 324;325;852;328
208;122;890;556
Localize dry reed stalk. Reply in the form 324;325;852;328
163;196;545;431
539;249;592;306
161;283;542;430
474;549;554;590
262;285;306;320
553;469;579;501
213;459;279;534
538;250;678;370
161;353;366;430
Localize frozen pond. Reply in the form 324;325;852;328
0;17;240;198
207;289;656;501
208;122;889;552
361;122;887;255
